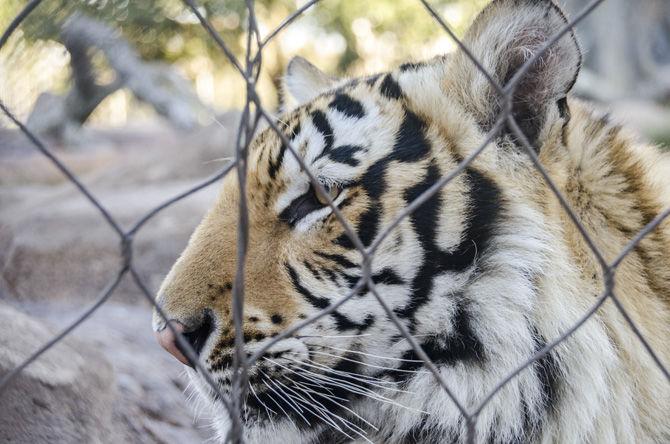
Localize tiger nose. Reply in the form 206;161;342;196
155;315;214;368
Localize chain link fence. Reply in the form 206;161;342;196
1;0;669;443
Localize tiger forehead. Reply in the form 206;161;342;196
252;109;304;177
252;83;388;185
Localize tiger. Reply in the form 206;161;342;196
152;0;670;442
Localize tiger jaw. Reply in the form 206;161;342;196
190;335;402;440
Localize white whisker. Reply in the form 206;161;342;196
287;359;398;402
296;333;373;339
289;354;414;394
284;358;376;393
287;350;401;384
260;370;311;426
286;380;354;438
268;358;379;413
249;382;277;422
307;350;429;374
284;358;430;414
394;334;434;342
261;380;294;423
320;345;425;363
273;379;356;433
293;381;379;432
263;358;349;433
294;380;350;403
203;156;234;164
288;380;368;442
266;358;350;402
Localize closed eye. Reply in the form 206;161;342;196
279;184;342;226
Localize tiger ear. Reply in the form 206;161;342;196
448;0;581;149
282;56;337;110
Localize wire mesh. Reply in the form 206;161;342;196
1;0;669;443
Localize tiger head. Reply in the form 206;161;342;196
154;0;583;442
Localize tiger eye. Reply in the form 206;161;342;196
315;185;341;206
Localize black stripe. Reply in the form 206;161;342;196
331;311;358;331
442;168;501;272
287;263;375;332
357;204;381;247
334;157;390;249
334;160;386;250
286;263;329;309
404;162;440;250
390;109;430;163
321;267;339;284
338;193;355;211
268;142;287;180
380;73;403;99
334;234;354;250
365;74;382;86
315;252;357;269
390;301;484;377
329;144;363;166
361;158;388;200
395;165;502;327
303;260;321;280
311;110;334;154
288;265;374;333
372;268;404;286
532;329;561;414
329;93;365;119
422;301;485;365
339;272;368;297
394;162;444;321
331;312;375;332
267;122;300;180
399;61;426;72
334;107;429;250
340;272;360;289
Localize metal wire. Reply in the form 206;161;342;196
1;1;668;443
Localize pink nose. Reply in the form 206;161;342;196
155;320;192;367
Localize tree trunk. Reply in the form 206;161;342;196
27;13;207;141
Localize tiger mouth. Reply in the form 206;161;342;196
230;358;376;435
195;341;423;442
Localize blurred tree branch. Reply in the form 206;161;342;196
27;13;206;140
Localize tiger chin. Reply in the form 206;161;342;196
152;0;670;443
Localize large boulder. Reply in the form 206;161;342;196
0;303;118;443
0;179;217;304
0;115;243;443
0;302;211;443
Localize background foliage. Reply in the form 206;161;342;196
1;0;668;145
0;0;487;121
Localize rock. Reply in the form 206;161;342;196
0;302;211;443
0;179;218;304
0;118;241;305
0;302;118;443
44;302;211;443
0;114;244;443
